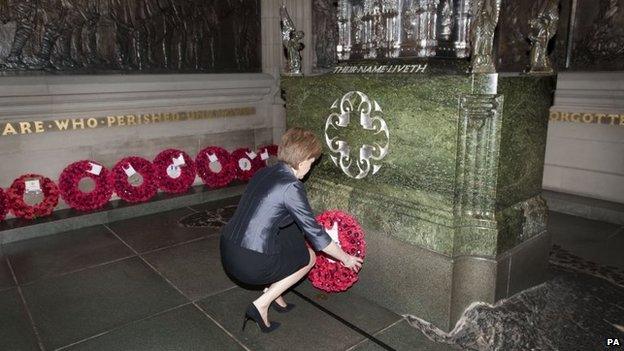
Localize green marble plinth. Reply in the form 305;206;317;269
282;72;555;330
282;73;554;257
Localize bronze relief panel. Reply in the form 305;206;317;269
0;0;261;74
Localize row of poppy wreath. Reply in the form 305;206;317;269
0;145;278;221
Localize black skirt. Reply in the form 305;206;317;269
220;223;310;286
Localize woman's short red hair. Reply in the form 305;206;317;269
278;127;322;169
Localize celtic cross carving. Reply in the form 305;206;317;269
324;91;390;179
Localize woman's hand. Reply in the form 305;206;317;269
341;254;363;272
322;242;363;271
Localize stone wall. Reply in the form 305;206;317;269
0;73;280;217
544;72;624;204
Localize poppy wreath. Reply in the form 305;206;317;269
0;188;8;221
308;210;366;293
110;157;158;203
59;160;113;211
153;149;197;193
7;174;59;220
195;146;237;188
231;147;263;181
257;144;279;166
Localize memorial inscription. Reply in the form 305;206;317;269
333;64;428;74
0;107;256;137
549;111;624;126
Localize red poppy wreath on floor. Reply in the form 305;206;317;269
110;157;158;203
0;187;8;221
196;146;237;188
258;144;279;166
231;147;263;181
59;160;113;211
153;149;197;193
308;210;367;293
7;174;59;219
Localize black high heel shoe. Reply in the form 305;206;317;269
271;301;296;313
242;303;280;333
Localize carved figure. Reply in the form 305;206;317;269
351;7;364;44
584;0;623;59
440;0;453;40
0;0;10;24
280;4;303;75
109;0;137;69
527;0;559;75
3;0;38;69
470;0;501;73
402;3;422;40
312;0;338;69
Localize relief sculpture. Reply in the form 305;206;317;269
571;0;624;70
336;0;471;60
527;0;559;75
334;0;492;61
470;0;501;73
280;4;304;76
313;0;338;70
0;0;261;73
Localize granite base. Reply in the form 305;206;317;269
348;226;551;332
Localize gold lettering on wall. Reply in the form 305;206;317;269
549;110;624;127
0;107;256;137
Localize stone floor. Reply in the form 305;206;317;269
0;198;623;351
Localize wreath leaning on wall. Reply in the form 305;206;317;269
0;187;8;221
58;160;113;211
196;146;237;188
7;174;59;220
153;149;197;193
110;156;158;203
231;147;264;181
258;144;279;167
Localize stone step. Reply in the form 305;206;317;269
543;189;624;225
0;183;245;245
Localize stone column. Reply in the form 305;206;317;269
261;0;304;142
450;77;504;323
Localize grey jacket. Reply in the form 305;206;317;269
220;162;332;255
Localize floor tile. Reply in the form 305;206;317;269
178;208;231;229
349;320;458;351
294;280;402;335
142;236;236;301
197;286;366;351
0;288;40;351
107;208;216;253
66;304;245;351
0;253;15;291
569;230;624;269
21;257;187;350
549;212;624;268
190;196;241;212
4;225;133;285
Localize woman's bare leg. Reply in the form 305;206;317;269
262;287;288;307
253;248;316;326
